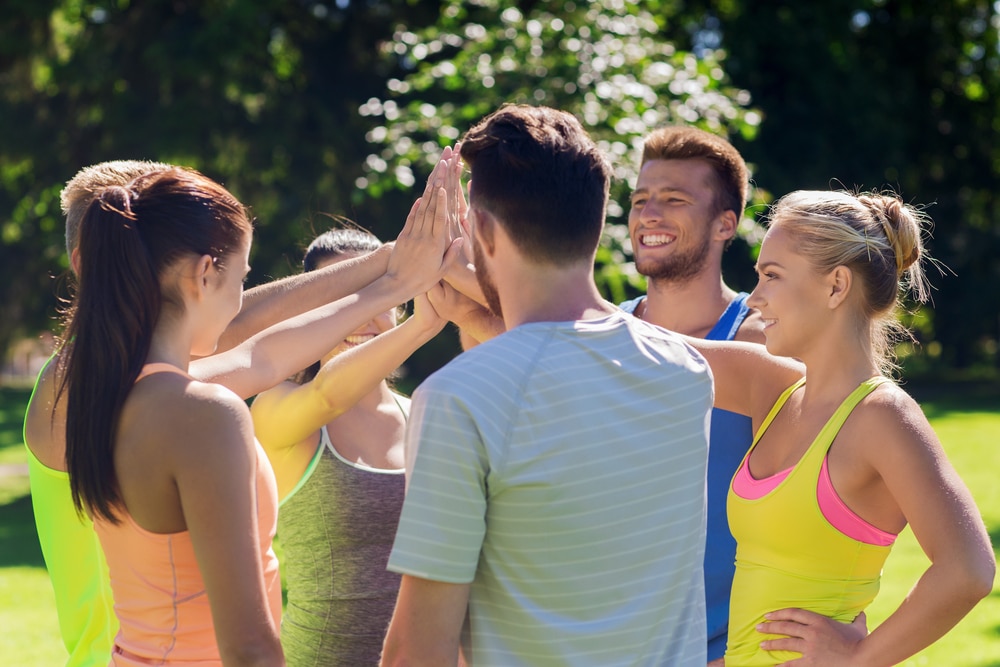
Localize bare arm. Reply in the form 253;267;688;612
191;279;429;400
380;575;470;666
683;337;804;421
215;244;392;353
192;158;463;399
443;261;488;308
251;293;445;451
174;389;285;666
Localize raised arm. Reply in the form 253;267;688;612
250;293;446;451
192;155;463;398
683;337;804;423
215;244;392;353
427;280;504;350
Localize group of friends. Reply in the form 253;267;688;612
23;104;995;667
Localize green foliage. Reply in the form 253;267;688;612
357;0;762;300
692;0;1000;370
2;0;998;379
0;0;441;364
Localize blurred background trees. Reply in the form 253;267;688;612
2;0;997;384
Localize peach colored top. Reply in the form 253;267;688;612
94;363;281;666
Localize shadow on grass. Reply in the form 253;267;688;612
0;492;46;569
0;386;31;451
906;380;1000;420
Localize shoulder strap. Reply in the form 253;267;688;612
135;362;191;383
279;427;328;507
391;391;410;419
750;377;806;448
706;292;751;341
807;377;891;459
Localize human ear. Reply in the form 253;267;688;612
181;254;216;302
714;210;739;242
197;254;215;287
827;265;853;309
475;209;498;258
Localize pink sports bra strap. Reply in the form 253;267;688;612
135;362;191;383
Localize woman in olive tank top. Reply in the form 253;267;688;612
251;227;448;666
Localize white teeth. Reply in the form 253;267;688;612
641;233;674;247
345;334;375;345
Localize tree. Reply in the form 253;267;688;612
689;0;1000;371
357;0;763;306
0;0;443;367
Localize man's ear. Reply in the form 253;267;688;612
827;265;853;309
714;209;738;243
69;247;82;275
475;209;498;257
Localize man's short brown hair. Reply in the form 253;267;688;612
61;160;173;254
460;105;612;265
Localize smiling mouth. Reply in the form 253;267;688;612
344;334;377;346
639;233;675;247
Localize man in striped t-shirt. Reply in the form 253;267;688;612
381;105;713;667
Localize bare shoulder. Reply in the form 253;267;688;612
23;357;65;468
125;375;255;466
840;381;938;463
733;309;768;344
853;382;929;431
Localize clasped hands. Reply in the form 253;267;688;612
386;145;493;333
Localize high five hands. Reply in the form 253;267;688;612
386;146;466;296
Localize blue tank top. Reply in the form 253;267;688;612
620;293;752;660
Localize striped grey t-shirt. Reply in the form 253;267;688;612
389;312;713;666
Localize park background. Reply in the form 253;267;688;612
0;0;997;664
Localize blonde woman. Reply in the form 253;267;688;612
692;190;994;666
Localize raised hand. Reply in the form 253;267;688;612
386;151;464;296
426;280;505;347
411;290;447;334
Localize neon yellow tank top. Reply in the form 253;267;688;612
25;355;117;666
725;377;892;666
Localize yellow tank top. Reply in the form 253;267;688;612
725;377;892;666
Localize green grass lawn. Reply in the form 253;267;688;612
1;382;998;665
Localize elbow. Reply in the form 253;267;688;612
967;554;997;602
220;641;285;667
950;549;997;606
380;635;419;667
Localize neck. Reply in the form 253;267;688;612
797;322;881;406
356;381;394;411
497;260;616;330
146;309;196;370
641;271;737;336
